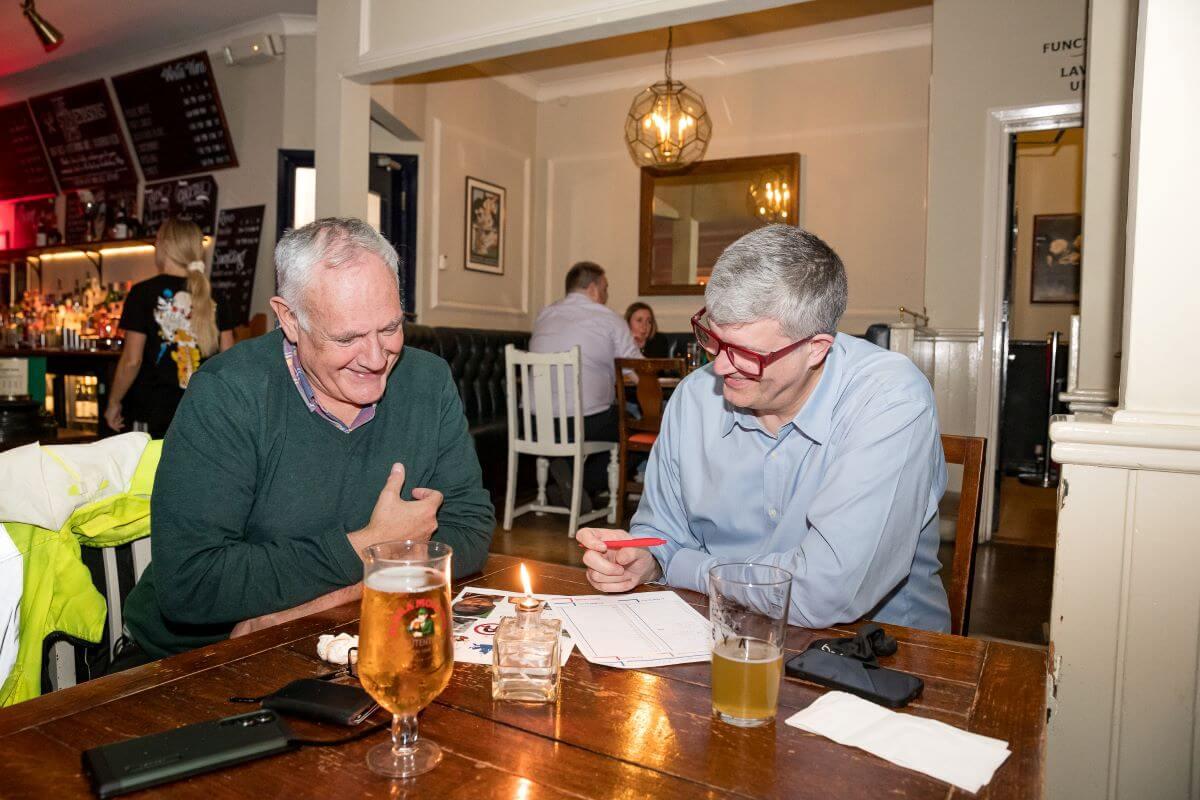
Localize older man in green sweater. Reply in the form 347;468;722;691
121;218;494;661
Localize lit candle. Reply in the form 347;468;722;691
517;563;539;611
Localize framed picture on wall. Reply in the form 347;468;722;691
1031;213;1082;303
465;176;506;274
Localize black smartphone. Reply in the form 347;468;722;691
785;648;924;708
82;709;296;798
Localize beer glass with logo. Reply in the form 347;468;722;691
708;563;792;727
359;540;454;777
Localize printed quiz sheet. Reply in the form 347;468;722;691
553;592;712;668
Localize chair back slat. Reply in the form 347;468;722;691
504;346;585;454
940;433;987;636
555;358;570;444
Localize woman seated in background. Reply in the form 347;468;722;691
104;217;235;437
625;302;671;357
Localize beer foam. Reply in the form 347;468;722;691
713;638;782;664
366;565;446;593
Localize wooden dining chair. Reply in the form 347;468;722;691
613;357;686;523
940;434;987;636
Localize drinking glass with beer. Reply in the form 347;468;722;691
708;563;792;727
359;540;455;777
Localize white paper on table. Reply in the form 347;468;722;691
449;587;576;666
785;691;1011;794
552;592;711;668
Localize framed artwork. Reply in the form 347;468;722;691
465;176;506;274
1030;213;1082;303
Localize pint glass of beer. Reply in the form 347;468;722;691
708;563;792;727
359;540;454;777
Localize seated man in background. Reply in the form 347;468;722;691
577;225;951;632
119;218;494;665
529;261;642;508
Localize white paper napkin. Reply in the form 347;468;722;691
785;691;1011;794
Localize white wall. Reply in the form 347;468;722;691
925;0;1087;331
371;24;933;337
918;0;1087;510
419;79;538;331
535;41;932;335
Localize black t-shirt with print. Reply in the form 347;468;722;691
118;274;232;427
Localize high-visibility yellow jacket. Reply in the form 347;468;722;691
0;435;160;706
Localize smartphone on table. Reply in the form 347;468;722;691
785;648;923;708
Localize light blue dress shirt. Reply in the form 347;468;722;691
631;333;951;633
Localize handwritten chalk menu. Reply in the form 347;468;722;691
28;80;135;190
210;205;264;328
142;175;219;236
0;102;57;201
112;52;238;181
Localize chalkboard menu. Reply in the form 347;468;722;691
28;80;135;190
142;175;219;236
111;52;238;181
210;205;265;328
0;102;57;201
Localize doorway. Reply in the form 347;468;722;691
276;149;418;319
971;122;1083;645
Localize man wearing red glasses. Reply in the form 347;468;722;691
578;225;951;632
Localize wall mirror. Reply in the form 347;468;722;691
638;153;801;296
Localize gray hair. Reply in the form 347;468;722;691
705;224;847;339
274;217;400;328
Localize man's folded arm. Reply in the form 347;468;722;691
427;363;495;579
152;372;362;626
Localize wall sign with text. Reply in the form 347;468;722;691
112;52;238;181
1040;36;1086;93
210;205;265;328
0;101;57;201
142;175;219;236
28;79;136;190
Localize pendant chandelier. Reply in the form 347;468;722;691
747;170;793;223
624;28;712;170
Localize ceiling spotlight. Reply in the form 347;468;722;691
22;0;64;53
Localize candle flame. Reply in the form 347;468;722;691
520;563;533;597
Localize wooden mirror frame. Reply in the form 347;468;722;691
637;152;801;296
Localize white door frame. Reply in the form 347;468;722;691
975;101;1082;542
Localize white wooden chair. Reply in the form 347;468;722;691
502;345;618;537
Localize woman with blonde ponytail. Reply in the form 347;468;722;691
105;217;235;437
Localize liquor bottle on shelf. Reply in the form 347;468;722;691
111;201;133;240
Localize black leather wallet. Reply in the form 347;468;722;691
249;679;378;726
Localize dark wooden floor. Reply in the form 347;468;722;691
490;486;1057;646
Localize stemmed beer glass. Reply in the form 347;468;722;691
358;540;455;778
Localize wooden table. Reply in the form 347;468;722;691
0;556;1046;798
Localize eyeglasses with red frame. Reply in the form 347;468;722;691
690;307;813;380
